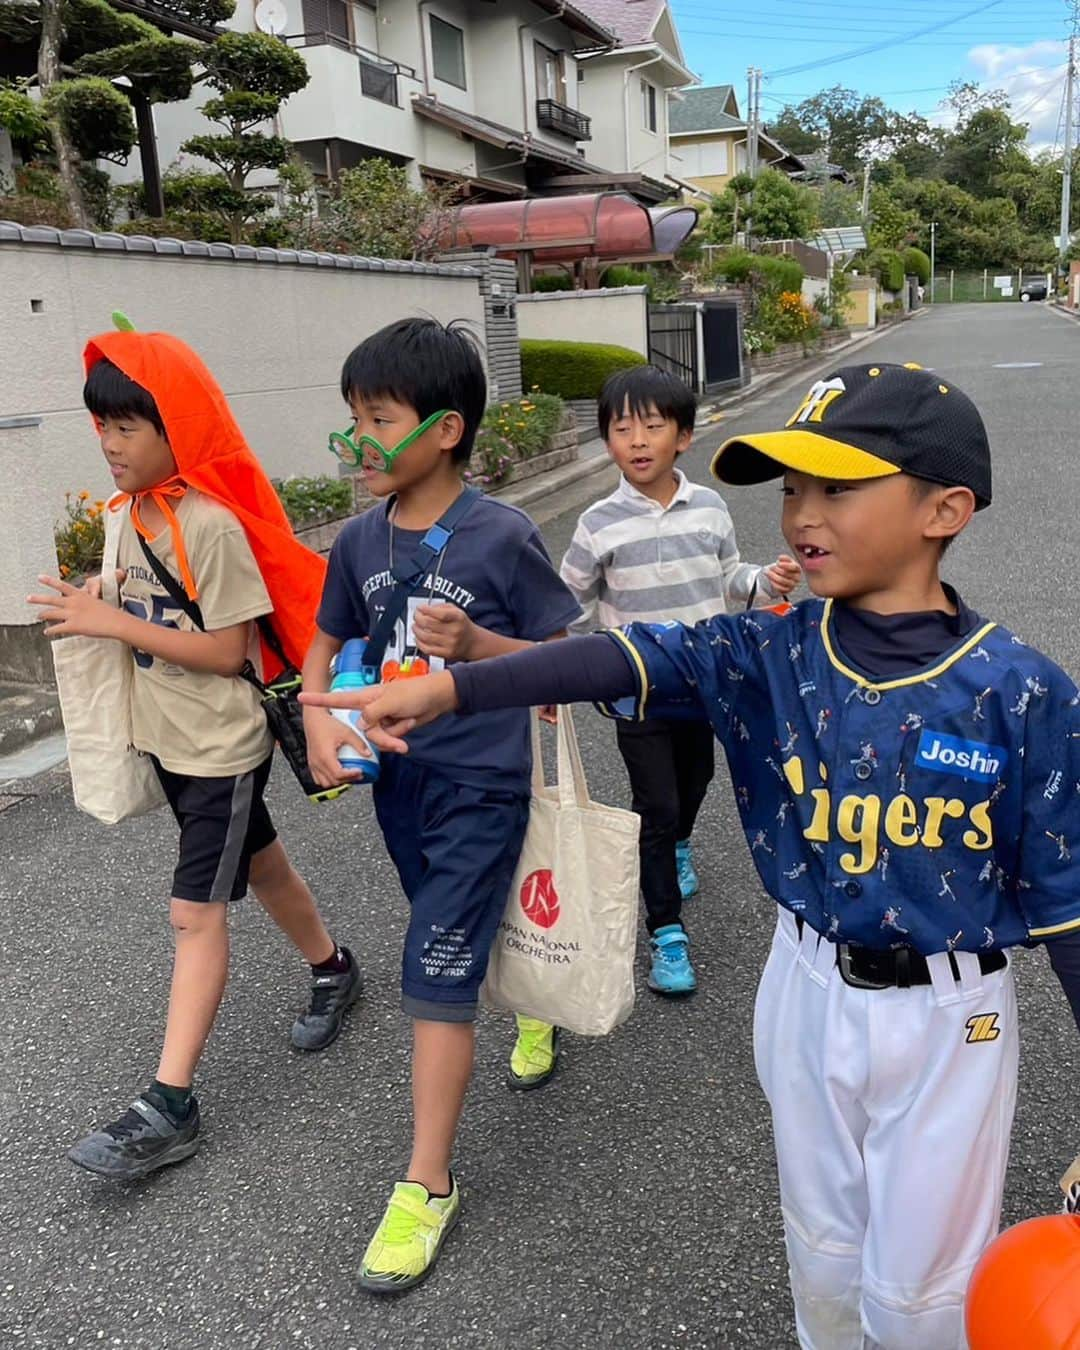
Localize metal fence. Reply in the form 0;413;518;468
648;303;700;390
928;269;1053;302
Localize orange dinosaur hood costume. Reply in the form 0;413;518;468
84;330;327;678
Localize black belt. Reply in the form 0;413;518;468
794;916;1008;990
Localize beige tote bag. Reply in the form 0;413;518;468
481;708;640;1036
51;498;166;824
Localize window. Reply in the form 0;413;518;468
679;140;728;177
430;14;466;89
534;42;566;104
302;0;349;47
359;54;398;106
641;78;658;133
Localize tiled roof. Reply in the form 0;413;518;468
573;0;665;45
669;85;740;134
0;221;480;276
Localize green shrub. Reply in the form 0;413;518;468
532;272;573;292
273;475;352;527
601;264;650;289
902;246;931;285
521;340;646;399
705;247;803;294
755;254;805;295
869;248;905;293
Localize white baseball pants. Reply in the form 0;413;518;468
753;908;1019;1350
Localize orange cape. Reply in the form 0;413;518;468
84;330;327;679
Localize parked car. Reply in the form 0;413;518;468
1020;279;1048;302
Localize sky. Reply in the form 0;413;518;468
667;0;1076;151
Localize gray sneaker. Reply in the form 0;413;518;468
68;1095;200;1179
291;948;362;1051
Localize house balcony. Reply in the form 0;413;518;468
535;99;591;142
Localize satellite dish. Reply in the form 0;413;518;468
254;0;287;35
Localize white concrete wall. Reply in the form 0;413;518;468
576;53;676;181
0;418;55;626
0;243;485;520
517;286;649;356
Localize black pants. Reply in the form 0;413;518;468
615;718;716;933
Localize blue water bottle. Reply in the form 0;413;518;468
330;639;380;783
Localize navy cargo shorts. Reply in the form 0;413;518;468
373;754;530;1022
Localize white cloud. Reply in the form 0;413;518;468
965;41;1070;150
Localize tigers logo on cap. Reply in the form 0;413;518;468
786;377;846;427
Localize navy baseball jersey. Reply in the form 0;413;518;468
605;600;1080;955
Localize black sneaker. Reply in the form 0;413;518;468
68;1095;201;1179
290;948;362;1051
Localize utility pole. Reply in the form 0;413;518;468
929;221;937;303
746;67;756;176
861;160;871;221
1060;33;1076;273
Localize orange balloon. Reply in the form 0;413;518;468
966;1215;1080;1349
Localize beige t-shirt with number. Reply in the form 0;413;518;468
117;490;273;777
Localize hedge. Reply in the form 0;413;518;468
870;248;905;294
903;246;931;285
521;339;646;399
709;247;804;295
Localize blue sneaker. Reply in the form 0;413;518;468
648;924;697;996
676;839;699;900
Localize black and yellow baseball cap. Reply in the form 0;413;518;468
711;363;992;509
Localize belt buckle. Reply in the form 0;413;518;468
837;944;892;991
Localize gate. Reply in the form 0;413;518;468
648;303;699;390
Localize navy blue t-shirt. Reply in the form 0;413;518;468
317;494;581;790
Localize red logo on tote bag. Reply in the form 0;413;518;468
520;869;560;929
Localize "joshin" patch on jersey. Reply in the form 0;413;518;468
915;730;1008;782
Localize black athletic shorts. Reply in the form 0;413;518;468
151;753;278;903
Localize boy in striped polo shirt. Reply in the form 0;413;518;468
561;366;799;995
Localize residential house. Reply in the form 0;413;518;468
668;84;803;196
568;0;698;204
109;1;688;205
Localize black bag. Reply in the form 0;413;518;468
136;534;340;802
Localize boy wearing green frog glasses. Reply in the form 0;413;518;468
302;317;581;1294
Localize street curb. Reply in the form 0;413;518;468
0;686;63;761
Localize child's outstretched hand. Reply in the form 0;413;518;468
764;554;802;597
301;671;460;755
27;574;122;638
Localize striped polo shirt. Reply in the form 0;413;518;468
560;469;777;632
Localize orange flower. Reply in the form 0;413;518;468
78;490;90;500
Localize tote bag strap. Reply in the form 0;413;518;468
529;708;546;795
101;496;127;606
555;706;591;808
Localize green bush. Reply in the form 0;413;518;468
869;248;905;293
274;475;352;527
521;340;646;399
706;247;804;294
532;272;573;292
601;264;650;289
903;246;931;285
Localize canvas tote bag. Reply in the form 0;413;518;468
51;497;166;824
481;708;640;1036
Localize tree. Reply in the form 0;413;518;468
181;31;309;243
816;179;861;228
0;0;233;225
867;183;916;250
307;157;461;261
767;86;890;174
749;167;818;242
942;106;1029;199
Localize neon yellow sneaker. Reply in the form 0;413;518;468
359;1176;460;1294
507;1017;560;1091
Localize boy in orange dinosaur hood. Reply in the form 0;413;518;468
28;330;360;1180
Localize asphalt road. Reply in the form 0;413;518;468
2;302;1079;1350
